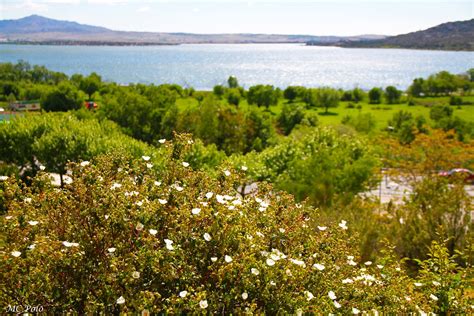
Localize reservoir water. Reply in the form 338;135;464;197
1;44;472;90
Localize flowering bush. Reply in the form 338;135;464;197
1;135;471;313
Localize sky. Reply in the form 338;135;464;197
1;0;473;36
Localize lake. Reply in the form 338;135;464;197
1;44;472;90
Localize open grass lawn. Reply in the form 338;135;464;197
177;95;474;133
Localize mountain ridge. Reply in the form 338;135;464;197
0;15;386;45
307;19;474;51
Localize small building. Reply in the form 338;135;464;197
9;100;41;111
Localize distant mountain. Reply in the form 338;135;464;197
0;15;111;34
0;15;386;45
308;19;474;51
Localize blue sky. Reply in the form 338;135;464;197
1;0;473;35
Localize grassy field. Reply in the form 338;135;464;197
176;95;474;132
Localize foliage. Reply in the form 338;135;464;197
368;87;383;104
341;113;376;133
79;72;102;100
1;137;471;313
227;76;239;88
247;85;280;109
41;82;84;112
384;86;402;104
234;126;378;206
305;88;339;113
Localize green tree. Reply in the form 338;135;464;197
368;87;383;104
352;88;364;103
41;82;83;112
79;73;102;100
226;88;241;106
247;85;279;109
213;85;225;98
315;87;340;114
384;86;402;104
408;78;425;97
283;86;298;102
227;76;239;88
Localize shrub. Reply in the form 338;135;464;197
1;136;470;314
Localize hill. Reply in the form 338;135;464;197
308;19;474;51
0;15;385;45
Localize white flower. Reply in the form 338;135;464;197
0;176;8;181
111;183;122;190
395;267;401;271
28;244;36;250
24;197;32;203
256;231;264;238
116;296;125;304
328;291;337;300
347;259;357;266
108;247;116;253
224;170;231;177
179;290;188;298
430;294;438;301
182;162;190;167
334;300;341;308
377;265;384;269
342;278;354;284
414;282;423;287
279;228;286;233
317;226;327;231
132;271;140;279
158;199;167;205
154;181;161;186
199;300;208;309
241;166;248;171
159;139;166;144
203;233;212;241
211;257;218;262
136;223;144;231
205;192;214;199
142;156;151;161
80;161;90;167
164;239;174;251
63;241;79;247
149;229;158;236
352;307;360;314
216;195;226;204
290;259;306;267
105;215;109;220
266;258;275;266
225;255;232;263
146;163;153;169
28;220;39;226
313;263;325;271
432;281;441;286
174;185;184;192
191;208;201;215
251;268;260;275
270;280;276;286
338;220;348;230
39;165;46;171
11;251;21;257
304;291;314;301
242;292;248;300
365;261;372;266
